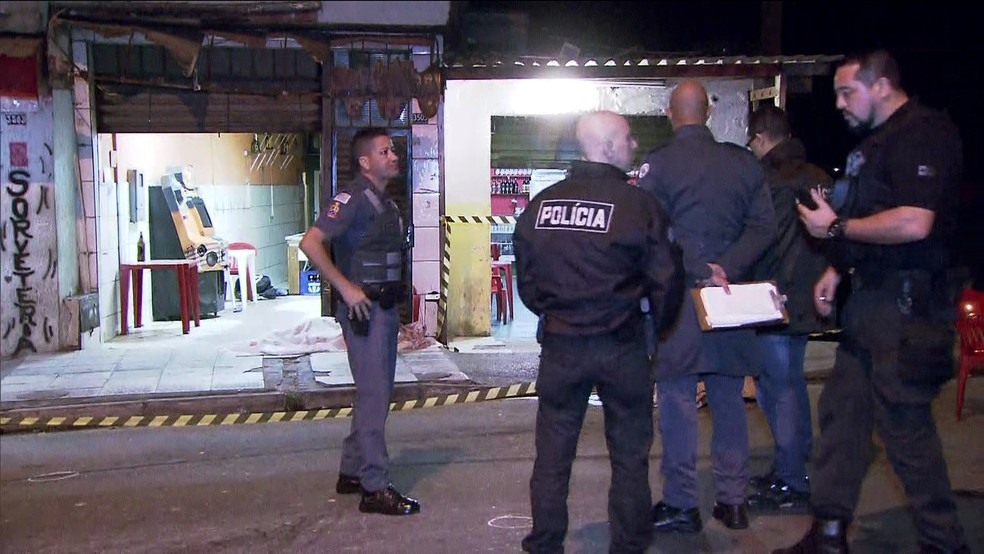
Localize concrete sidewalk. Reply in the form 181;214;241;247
0;281;846;422
0;295;480;419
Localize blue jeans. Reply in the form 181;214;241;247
755;333;812;491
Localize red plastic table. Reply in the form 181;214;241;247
119;260;200;335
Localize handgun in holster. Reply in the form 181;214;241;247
362;282;406;310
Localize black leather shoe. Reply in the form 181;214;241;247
359;485;421;516
335;473;362;495
772;518;849;554
918;544;971;554
747;478;810;512
749;468;777;491
651;500;702;533
712;501;749;530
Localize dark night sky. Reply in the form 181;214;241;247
462;0;982;268
462;1;981;170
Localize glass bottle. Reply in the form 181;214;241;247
137;232;146;262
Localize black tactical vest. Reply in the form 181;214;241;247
350;187;404;285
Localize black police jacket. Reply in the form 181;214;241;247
833;100;962;278
751;138;835;335
513;161;683;337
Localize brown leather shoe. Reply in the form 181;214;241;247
359;485;421;516
772;518;849;554
712;501;749;530
335;473;362;495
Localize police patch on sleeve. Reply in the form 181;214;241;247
534;199;613;233
637;162;650;179
327;200;342;219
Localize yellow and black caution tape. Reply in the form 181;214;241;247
0;381;537;434
436;215;518;344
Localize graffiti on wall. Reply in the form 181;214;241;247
1;99;57;358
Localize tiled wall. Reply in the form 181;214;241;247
410;99;441;297
95;178;125;343
196;184;305;288
73;33;99;297
72;32;102;346
92;180;304;342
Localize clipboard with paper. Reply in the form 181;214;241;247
690;281;789;331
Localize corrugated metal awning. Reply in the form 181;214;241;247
446;53;843;80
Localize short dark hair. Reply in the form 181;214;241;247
748;104;791;142
841;49;903;91
351;127;391;171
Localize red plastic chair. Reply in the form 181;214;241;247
491;267;507;324
956;288;984;420
227;241;257;304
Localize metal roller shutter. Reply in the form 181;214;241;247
91;43;322;133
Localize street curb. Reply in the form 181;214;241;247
0;381;538;435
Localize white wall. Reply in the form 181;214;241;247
442;78;754;338
0;98;60;357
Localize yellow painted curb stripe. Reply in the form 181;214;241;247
0;382;539;433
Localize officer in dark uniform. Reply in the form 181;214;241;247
299;127;419;516
637;80;776;533
514;110;684;554
775;50;969;554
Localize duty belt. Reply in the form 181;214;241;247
851;268;938;316
362;281;406;309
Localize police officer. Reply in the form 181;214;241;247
746;105;834;512
637;80;776;533
514;110;684;554
299;127;419;516
775;50;969;554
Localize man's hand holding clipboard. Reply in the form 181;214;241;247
690;266;789;331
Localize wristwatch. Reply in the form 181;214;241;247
826;217;847;239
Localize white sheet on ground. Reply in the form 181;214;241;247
229;317;440;357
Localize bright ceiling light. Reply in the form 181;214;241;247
505;79;600;115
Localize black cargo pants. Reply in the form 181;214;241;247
810;274;965;550
522;322;655;554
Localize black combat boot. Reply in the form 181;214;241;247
772;517;849;554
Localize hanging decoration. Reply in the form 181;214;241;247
371;57;415;122
331;65;369;120
415;62;443;120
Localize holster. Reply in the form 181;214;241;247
362;282;406;310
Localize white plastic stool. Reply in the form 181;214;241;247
225;248;257;311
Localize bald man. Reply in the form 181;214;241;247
637;80;776;533
514;110;684;554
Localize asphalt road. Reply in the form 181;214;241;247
1;382;981;553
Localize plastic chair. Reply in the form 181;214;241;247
956;288;984;420
226;241;258;312
491;267;507;324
